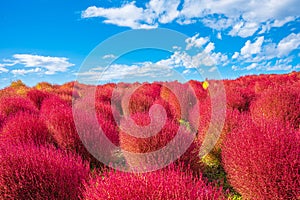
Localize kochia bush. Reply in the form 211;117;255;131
26;89;52;109
222;117;300;199
0;112;53;146
40;96;80;150
82;165;224;200
0;96;38;119
250;85;300;129
119;112;202;173
0;142;89;200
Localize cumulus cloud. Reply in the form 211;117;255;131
102;54;116;59
231;33;299;72
277;33;300;57
0;54;74;75
240;36;264;58
11;68;42;75
232;52;239;59
185;33;208;50
76;62;174;82
0;66;9;73
157;35;228;69
235;33;300;62
82;0;300;37
82;3;158;29
76;33;229;82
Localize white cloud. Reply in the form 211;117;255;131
157;41;228;69
82;3;157;29
265;59;293;71
0;66;9;73
81;0;180;29
272;16;296;27
82;0;300;37
245;63;258;70
208;66;217;72
232;52;239;59
229;21;260;38
0;54;74;75
240;36;264;58
102;54;116;59
147;0;180;24
277;33;300;57
204;42;215;53
182;69;191;74
76;62;174;82
11;68;42;75
75;31;234;82
185;33;209;50
217;32;222;40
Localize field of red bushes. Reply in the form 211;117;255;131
0;72;299;199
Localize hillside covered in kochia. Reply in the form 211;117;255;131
0;72;299;199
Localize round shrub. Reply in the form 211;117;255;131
0;112;54;146
222;117;300;199
40;96;80;150
160;81;198;120
73;107;120;167
82;165;224;200
0;142;89;200
250;85;300;129
119;112;202;172
27;89;52;109
0;96;38;119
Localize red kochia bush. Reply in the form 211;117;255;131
119;112;202;173
82;165;224;200
73;106;120;166
160;81;198;120
0;142;89;200
250;85;300;129
222;117;300;199
0;112;53;146
0;96;38;119
0;114;4;131
26;89;52;109
40;96;80;150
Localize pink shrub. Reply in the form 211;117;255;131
95;101;120;146
127;93;156;114
40;96;80;150
135;83;161;99
0;112;54;146
0;142;89;199
153;98;180;121
224;81;255;111
82;165;224;200
222;117;300;199
120;83;161;116
40;96;101;166
73;107;121;167
160;81;198;120
74;96;120;149
26;89;52;109
119;112;202;172
0;96;38;119
95;83;116;103
120;113;179;153
98;118;120;146
95;101;121;124
250;85;300;129
188;80;209;100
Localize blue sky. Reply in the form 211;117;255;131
0;0;299;88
